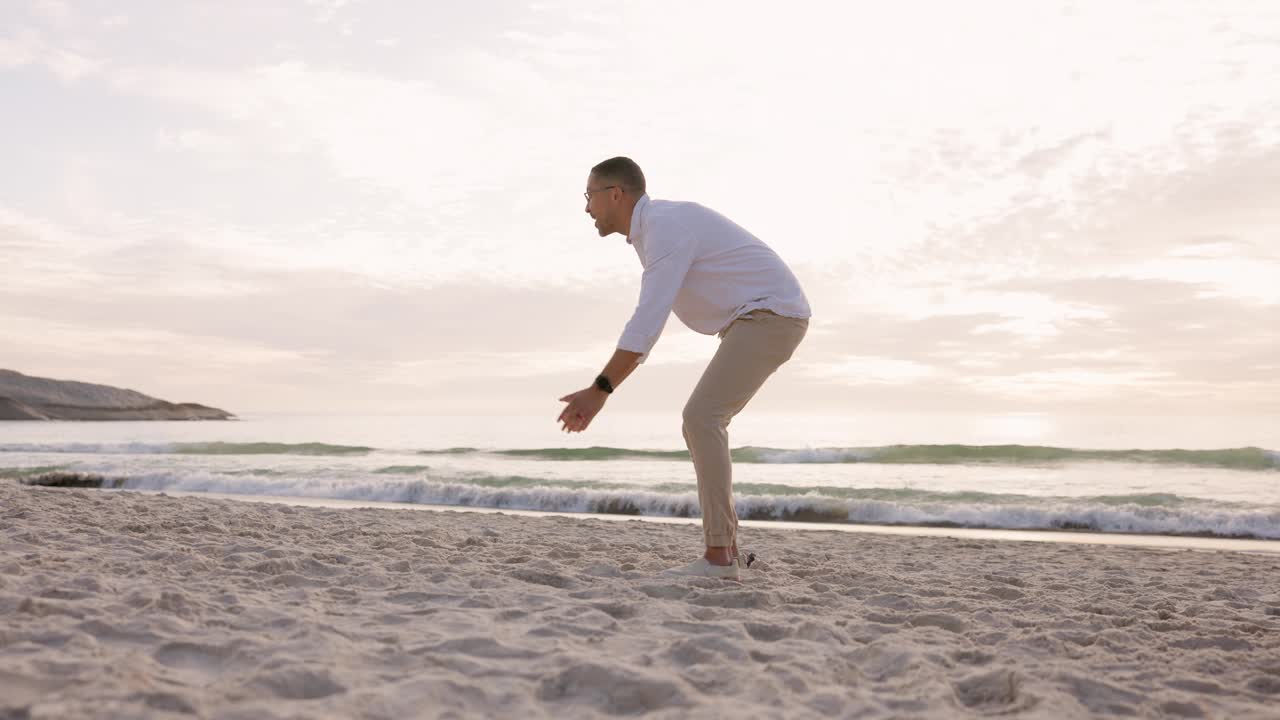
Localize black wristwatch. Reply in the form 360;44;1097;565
594;374;614;394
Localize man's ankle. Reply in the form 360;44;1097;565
704;547;734;566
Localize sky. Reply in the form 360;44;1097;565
2;0;1278;419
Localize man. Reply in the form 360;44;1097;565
557;157;811;580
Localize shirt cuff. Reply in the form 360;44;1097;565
617;333;651;364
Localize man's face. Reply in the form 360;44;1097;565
584;173;618;237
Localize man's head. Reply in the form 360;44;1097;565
584;156;646;237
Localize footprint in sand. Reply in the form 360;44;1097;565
665;635;748;667
247;666;346;700
952;668;1037;712
510;567;574;589
1058;674;1143;715
152;642;233;676
589;601;640;620
1247;676;1280;695
129;691;199;715
742;621;790;642
537;662;689;714
416;636;545;660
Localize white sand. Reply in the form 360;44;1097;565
2;483;1279;719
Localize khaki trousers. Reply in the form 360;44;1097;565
682;309;809;547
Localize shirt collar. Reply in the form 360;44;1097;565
626;193;650;244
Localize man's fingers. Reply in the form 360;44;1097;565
558;403;581;426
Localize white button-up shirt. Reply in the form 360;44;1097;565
617;194;811;362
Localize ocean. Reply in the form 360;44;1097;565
3;412;1278;541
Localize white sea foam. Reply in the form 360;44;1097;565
90;471;1280;540
752;447;873;463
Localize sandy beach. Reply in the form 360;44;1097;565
2;482;1279;719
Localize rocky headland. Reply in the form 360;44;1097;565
0;369;233;421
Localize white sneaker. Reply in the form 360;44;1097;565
663;557;741;580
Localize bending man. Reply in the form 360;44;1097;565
557;157;811;580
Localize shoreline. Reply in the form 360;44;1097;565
122;488;1280;555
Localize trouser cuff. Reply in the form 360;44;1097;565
704;532;736;547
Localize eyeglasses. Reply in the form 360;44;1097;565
583;185;618;201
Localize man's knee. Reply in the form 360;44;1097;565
682;403;725;434
681;402;702;428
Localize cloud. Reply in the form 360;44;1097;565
802;357;939;385
988;276;1280;384
306;0;352;23
0;22;102;82
0;29;38;69
801;271;1279;412
30;0;73;28
154;128;238;157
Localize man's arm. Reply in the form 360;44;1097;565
597;348;643;393
615;220;696;362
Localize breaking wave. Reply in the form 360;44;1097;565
17;470;1280;540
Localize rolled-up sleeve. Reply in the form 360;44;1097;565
617;221;696;363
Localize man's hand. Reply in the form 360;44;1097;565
557;387;608;433
556;350;639;433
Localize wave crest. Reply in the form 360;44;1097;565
16;471;1279;540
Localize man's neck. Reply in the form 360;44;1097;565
622;203;637;237
621;196;644;239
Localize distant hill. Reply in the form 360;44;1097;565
0;369;234;421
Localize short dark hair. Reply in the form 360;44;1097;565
591;156;646;195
